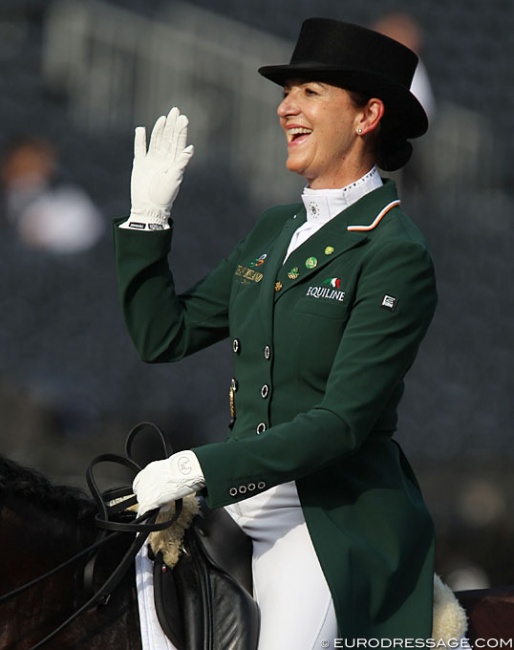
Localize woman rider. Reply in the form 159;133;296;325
114;18;437;648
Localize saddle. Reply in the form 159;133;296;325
150;498;260;650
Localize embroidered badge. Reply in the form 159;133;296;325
288;267;300;280
250;254;267;268
305;257;318;269
309;202;320;217
381;295;398;311
324;246;335;255
321;277;342;289
275;281;283;292
235;265;264;283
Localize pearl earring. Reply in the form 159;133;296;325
356;128;363;135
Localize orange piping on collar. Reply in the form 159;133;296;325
346;200;401;232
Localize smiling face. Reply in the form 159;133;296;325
277;80;383;189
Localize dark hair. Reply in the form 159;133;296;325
347;89;413;172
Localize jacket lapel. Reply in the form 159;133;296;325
274;180;401;298
258;207;304;332
257;180;400;325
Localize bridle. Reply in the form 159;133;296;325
0;422;181;650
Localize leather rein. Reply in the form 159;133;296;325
0;422;180;650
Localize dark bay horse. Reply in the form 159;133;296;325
1;451;514;649
0;453;141;650
456;587;514;646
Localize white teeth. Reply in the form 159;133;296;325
288;127;311;135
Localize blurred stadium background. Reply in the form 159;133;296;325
0;0;513;591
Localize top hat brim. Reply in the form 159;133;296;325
258;63;429;139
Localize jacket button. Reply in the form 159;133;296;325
256;422;267;435
229;487;238;497
264;345;271;360
232;338;241;354
260;384;270;399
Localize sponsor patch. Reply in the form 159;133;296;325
381;294;398;311
306;285;346;302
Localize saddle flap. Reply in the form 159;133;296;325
152;551;187;650
152;503;260;650
193;502;254;595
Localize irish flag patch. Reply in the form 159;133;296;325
322;277;342;289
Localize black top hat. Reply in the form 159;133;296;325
259;18;428;139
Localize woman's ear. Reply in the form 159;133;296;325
357;98;385;135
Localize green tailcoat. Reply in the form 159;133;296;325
114;180;437;639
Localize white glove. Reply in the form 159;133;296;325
120;107;194;231
133;450;205;516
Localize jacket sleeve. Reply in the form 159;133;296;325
113;219;245;361
194;238;437;508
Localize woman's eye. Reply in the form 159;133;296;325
304;87;318;96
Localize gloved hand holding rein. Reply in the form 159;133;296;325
133;450;205;517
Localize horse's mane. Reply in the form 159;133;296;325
0;454;96;521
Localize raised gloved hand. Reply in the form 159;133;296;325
133;450;205;516
121;107;194;231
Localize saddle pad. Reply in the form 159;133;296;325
136;543;178;650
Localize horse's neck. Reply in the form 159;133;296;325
1;496;96;570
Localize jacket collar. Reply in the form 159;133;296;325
301;166;383;224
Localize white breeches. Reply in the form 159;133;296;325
225;481;338;650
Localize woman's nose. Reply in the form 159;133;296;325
277;92;298;118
